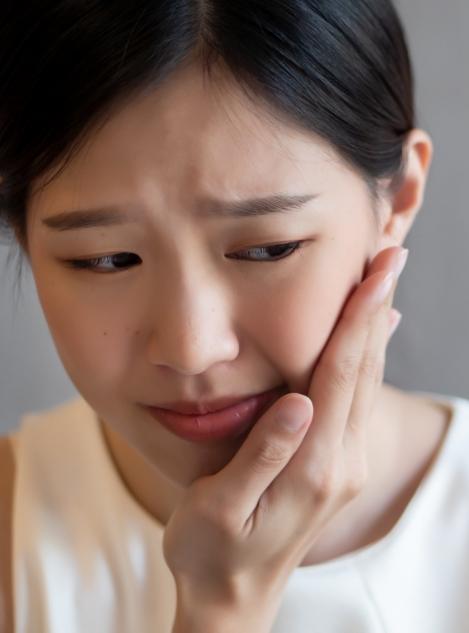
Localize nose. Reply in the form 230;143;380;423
146;280;240;375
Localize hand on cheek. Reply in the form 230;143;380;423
162;246;408;622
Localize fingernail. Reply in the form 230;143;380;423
276;397;312;433
388;310;403;339
392;248;409;279
370;271;395;307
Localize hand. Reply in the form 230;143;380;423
164;246;408;631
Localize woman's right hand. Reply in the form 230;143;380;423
163;245;408;631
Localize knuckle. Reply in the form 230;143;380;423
359;353;379;380
191;481;234;524
345;463;369;498
251;439;291;473
329;356;360;392
345;473;366;499
302;458;367;504
197;494;238;534
305;464;342;502
374;357;386;385
215;509;240;537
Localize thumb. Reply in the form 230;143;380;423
214;394;313;526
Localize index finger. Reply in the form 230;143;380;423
363;246;409;307
292;269;395;463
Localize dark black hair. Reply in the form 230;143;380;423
0;0;414;257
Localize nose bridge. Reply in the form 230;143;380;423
147;266;239;374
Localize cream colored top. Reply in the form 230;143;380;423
10;391;469;632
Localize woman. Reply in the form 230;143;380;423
1;1;468;631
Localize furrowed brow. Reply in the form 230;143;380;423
197;193;320;218
41;193;319;232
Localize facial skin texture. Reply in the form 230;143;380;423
25;62;445;565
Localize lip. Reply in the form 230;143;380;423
156;393;267;415
144;385;286;443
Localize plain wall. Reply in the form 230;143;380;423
1;1;468;433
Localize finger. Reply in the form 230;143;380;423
343;302;390;454
211;394;314;527
364;246;408;283
388;309;403;340
263;271;395;516
295;269;395;459
343;251;407;453
304;245;407;456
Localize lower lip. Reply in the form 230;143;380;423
145;386;285;443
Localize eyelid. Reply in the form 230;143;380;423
62;252;140;273
62;239;308;272
227;240;305;260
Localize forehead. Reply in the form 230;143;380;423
31;63;354;214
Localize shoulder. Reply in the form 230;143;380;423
0;434;15;632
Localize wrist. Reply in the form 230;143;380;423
172;604;235;633
172;605;275;633
172;584;239;633
172;582;280;633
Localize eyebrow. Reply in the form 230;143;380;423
41;193;319;232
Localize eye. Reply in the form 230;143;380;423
62;241;305;273
64;252;142;273
227;241;305;262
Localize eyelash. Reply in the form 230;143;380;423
63;241;306;273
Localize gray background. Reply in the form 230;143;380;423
1;1;468;433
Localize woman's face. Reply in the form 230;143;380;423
26;64;391;486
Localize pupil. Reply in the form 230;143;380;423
267;244;289;256
112;253;136;267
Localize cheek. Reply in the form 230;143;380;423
252;255;361;388
34;275;130;391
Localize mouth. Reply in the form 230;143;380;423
144;384;287;443
155;391;271;415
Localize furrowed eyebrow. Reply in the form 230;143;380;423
41;207;136;232
41;193;319;232
198;193;320;217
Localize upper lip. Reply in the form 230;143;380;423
149;386;283;415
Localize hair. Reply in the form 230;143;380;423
0;0;415;263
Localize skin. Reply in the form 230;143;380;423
23;62;450;569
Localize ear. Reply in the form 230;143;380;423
375;128;434;250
